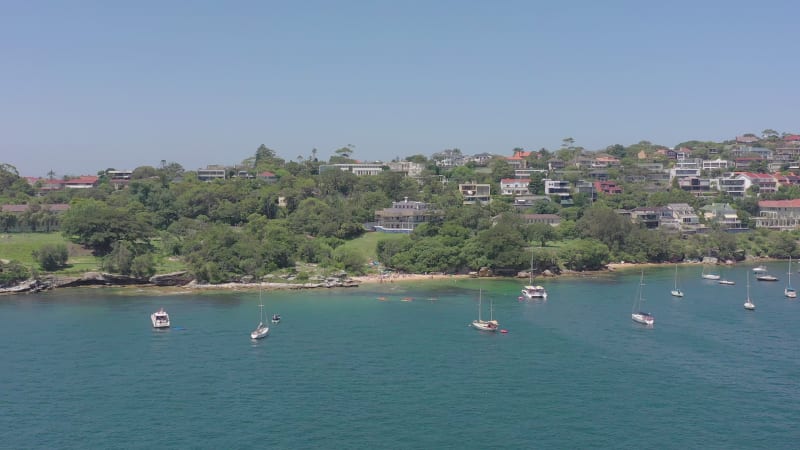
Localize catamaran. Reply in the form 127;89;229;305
521;250;547;300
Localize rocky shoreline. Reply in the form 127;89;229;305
0;270;364;295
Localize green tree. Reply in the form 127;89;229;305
527;222;556;247
32;244;69;271
61;199;156;255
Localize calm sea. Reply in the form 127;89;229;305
1;265;799;449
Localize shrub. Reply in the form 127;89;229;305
32;244;68;271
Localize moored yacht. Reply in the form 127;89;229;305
151;308;170;328
521;285;547;300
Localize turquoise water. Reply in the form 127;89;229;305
2;266;799;449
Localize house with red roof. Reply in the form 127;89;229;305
505;150;532;170
64;176;99;189
736;172;778;193
754;199;800;230
783;134;800;143
593;180;622;195
736;135;760;144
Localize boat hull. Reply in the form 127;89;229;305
701;274;721;280
471;320;499;332
756;276;778;281
743;302;755;310
670;290;684;297
251;326;269;339
521;286;547;299
631;313;654;326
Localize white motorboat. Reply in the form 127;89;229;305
701;265;720;280
756;274;778;282
752;265;767;273
718;279;735;285
271;314;281;324
471;289;499;332
251;290;269;339
631;271;654;326
151;308;170;328
670;264;684;297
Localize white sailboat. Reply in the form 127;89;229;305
471;288;499;332
631;271;654;326
744;272;755;311
521;250;547;300
670;264;684;297
250;289;269;339
785;257;796;298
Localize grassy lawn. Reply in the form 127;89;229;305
341;231;408;263
0;232;188;276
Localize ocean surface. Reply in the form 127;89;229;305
2;265;799;449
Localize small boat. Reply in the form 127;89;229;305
752;265;768;273
271;314;281;324
744;272;755;311
701;265;720;280
471;288;499;332
785;257;796;298
521;250;547;300
151;308;170;328
718;279;736;285
250;289;269;339
670;264;684;297
631;271;654;326
756;274;778;282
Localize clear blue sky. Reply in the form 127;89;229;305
2;0;798;177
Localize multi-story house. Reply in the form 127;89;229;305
544;179;573;205
669;159;701;180
754;199;800;230
519;214;561;226
505;150;531;170
731;146;773;159
373;198;440;233
678;177;713;197
500;178;531;196
702;159;729;171
197;165;227;181
714;174;747;197
387;161;425;178
64;176;99;189
459;183;491;204
737;172;778;194
319;163;385;176
594;180;622;195
107;170;133;189
629;207;663;229
700;203;743;230
661;203;701;232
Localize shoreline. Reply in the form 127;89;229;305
2;258;783;296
